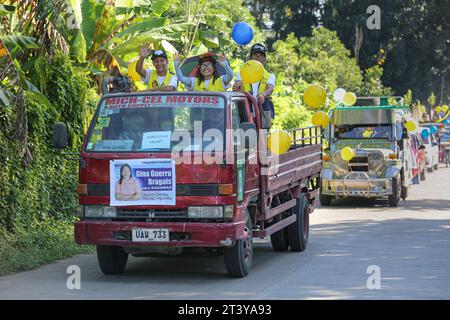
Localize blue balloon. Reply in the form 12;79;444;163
421;129;430;139
231;22;254;46
430;126;438;133
444;119;450;125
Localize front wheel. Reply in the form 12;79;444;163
288;194;309;252
96;245;128;275
224;210;253;277
319;193;333;206
388;175;401;207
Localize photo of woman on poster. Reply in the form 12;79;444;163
115;163;142;201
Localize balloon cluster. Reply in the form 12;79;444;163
333;88;357;106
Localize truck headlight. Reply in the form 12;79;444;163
188;206;224;219
84;206;117;218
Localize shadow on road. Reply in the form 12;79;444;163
322;197;450;212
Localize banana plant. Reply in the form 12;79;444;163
69;0;193;73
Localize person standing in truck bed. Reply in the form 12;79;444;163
136;45;178;92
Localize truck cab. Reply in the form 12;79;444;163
320;97;414;207
53;91;322;277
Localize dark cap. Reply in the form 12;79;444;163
250;43;267;55
151;50;168;61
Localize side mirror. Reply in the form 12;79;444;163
261;111;272;129
53;122;68;149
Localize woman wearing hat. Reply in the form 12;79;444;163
233;43;276;118
173;52;234;92
136;45;178;91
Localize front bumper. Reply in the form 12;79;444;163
322;172;392;198
75;220;244;247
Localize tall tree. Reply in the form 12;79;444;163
321;0;450;103
244;0;321;46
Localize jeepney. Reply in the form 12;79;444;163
320;97;415;207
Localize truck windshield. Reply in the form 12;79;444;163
335;124;392;139
85;94;225;152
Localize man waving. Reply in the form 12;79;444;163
136;45;178;92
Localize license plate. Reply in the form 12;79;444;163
132;228;170;242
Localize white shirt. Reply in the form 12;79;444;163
186;77;231;91
236;72;276;98
143;68;178;88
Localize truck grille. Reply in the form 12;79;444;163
116;209;188;220
349;156;369;172
86;184;219;196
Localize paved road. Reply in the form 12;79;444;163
1;166;449;300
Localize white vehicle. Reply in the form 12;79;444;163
419;127;439;172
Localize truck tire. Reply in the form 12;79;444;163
388;175;401;207
224;210;253;277
401;186;408;200
420;169;426;181
288;194;309;252
270;215;290;252
319;193;333;206
96;245;128;275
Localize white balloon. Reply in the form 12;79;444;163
333;88;346;102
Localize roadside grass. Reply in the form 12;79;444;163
0;218;94;277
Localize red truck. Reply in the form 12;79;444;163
53;91;322;277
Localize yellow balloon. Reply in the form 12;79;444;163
340;147;355;162
405;120;417;132
304;84;327;109
311;111;329;128
268;130;292;155
240;60;265;84
435;106;442;113
127;60;150;82
343;92;357;106
442;105;448;112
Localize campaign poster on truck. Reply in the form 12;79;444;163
110;159;176;206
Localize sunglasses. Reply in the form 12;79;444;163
200;62;214;69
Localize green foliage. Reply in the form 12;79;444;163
359;65;393;96
0;50;97;276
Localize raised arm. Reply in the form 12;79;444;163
173;53;192;87
136;45;153;79
217;53;234;85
